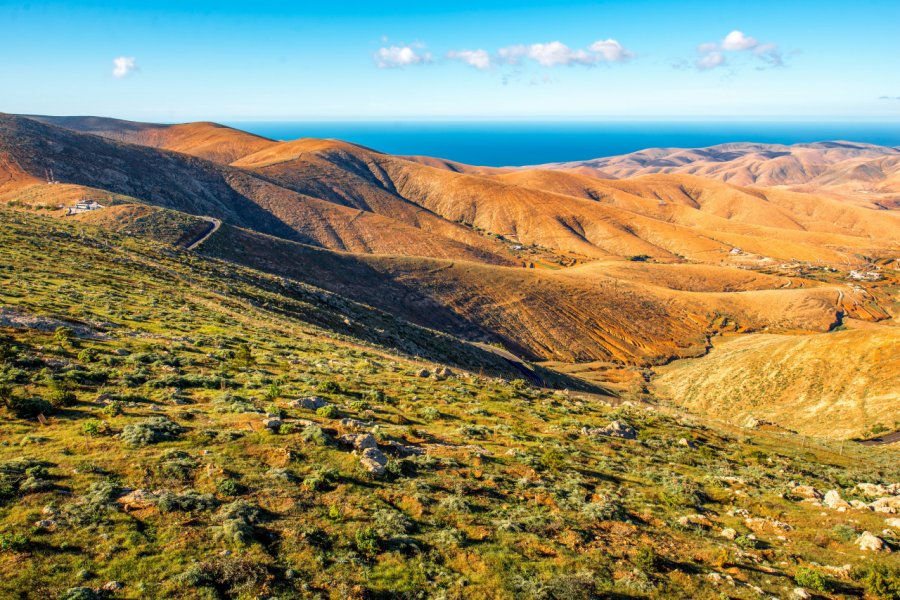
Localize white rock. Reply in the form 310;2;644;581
824;490;851;510
856;530;890;552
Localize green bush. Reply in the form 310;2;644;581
0;531;29;552
316;380;343;395
316;405;339;419
853;563;900;600
121;416;185;446
354;527;381;558
795;567;832;593
216;478;244;497
634;546;660;572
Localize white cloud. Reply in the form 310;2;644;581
112;56;136;78
589;39;634;62
526;41;594;67
373;45;432;69
496;39;634;68
721;30;758;51
497;45;528;65
446;49;492;70
691;30;785;71
695;50;725;71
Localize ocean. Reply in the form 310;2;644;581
224;120;900;167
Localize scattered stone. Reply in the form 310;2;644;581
719;527;737;540
792;588;811;600
116;489;160;511
677;438;695;448
885;517;900;529
339;433;377;450
291;396;329;410
432;367;453;380
415;369;430;378
33;519;55;528
871;496;900;514
744;517;792;533
338;418;372;431
858;483;900;497
850;500;871;510
115;348;131;356
359;447;388;476
582;421;636;440
262;417;283;432
823;490;851;510
101;581;123;592
856;531;890;552
381;440;424;457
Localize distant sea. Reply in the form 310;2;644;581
225;120;900;167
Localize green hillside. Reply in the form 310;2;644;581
0;209;898;599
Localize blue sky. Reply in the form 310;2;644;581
2;0;899;121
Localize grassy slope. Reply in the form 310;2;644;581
653;327;900;439
1;210;898;599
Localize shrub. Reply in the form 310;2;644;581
316;380;343;395
316;405;339;419
853;563;900;600
156;490;217;513
121;416;185;447
100;400;124;417
47;379;76;408
175;557;269;597
354;527;381;558
300;424;330;446
3;392;52;418
303;467;338;491
795;567;832;593
582;496;627;522
60;588;101;600
634;546;660;572
156;450;198;482
216;478;244;497
81;419;107;437
264;403;283;418
0;531;29;552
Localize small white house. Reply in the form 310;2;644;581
67;200;104;215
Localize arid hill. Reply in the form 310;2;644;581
1;113;897;391
533;141;900;209
653;325;900;439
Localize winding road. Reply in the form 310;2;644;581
185;216;221;250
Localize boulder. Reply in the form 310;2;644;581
885;517;900;529
719;527;737;540
582;421;636;440
415;369;430;378
850;500;871;510
677;438;695;448
432;367;454;380
116;489;159;511
339;433;378;450
339;418;373;431
823;490;851;510
291;396;329;410
359;447;388;476
792;588;811;600
870;496;900;514
101;581;123;592
856;531;890;552
262;417;283;432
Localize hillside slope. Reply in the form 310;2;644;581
653;327;900;439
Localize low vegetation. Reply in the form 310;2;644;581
0;210;897;599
